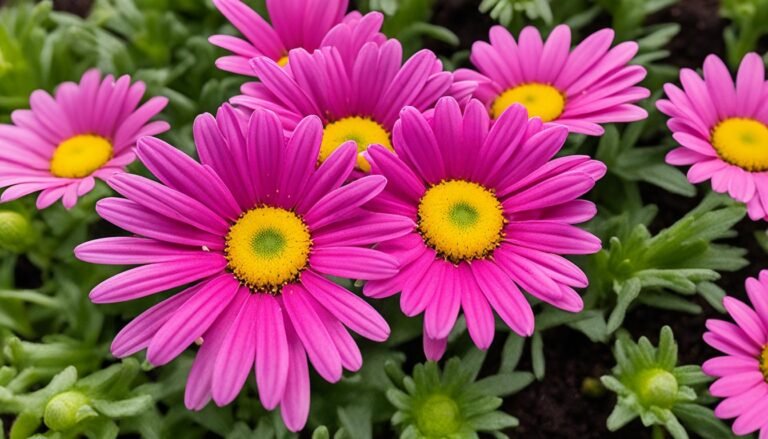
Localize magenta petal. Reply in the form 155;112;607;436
423;331;448;361
715;384;768;419
147;274;239;366
254;294;289;410
733;395;768;435
184;288;250;410
724;296;768;346
282;284;343;382
305;175;387;229
310;247;399;280
301;270;390;341
280;318;311;432
459;264;495;350
401;256;443;317
703;356;760;377
111;286;197;357
471;260;534;336
710;371;764;397
424;263;461;340
212;293;258;406
75;237;205;265
89;254;226;303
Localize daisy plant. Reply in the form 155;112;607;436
704;270;768;438
602;326;733;439
210;0;386;76
658;52;768;222
583;193;747;336
0;69;169;209
455;24;649;135
75;107;412;431
0;359;153;439
385;350;530;439
364;97;605;359
235;42;468;175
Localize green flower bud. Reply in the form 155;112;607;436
636;368;678;408
0;211;35;253
416;394;462;437
44;390;89;431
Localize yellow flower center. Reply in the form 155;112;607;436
760;344;768;381
417;180;505;263
50;135;113;178
320;116;393;172
711;118;768;171
277;55;289;67
492;83;566;122
225;206;312;293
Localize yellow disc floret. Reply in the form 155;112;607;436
492;83;566;122
225;206;312;293
711;117;768;171
418;180;505;262
321;116;393;172
50;134;113;178
760;344;768;382
277;55;289;67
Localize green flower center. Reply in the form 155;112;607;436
416;394;462;438
636;368;678;408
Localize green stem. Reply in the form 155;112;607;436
652;425;665;439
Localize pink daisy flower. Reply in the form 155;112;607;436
232;42;472;174
455;25;649;135
0;69;169;209
210;0;385;76
658;53;768;221
703;270;768;438
363;97;606;359
74;106;411;431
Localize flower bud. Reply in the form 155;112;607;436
0;211;35;253
637;368;678;408
416;394;461;437
44;390;90;431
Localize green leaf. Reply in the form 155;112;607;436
673;403;736;439
468;411;519;431
337;405;371;439
499;333;524;374
606;403;638;431
531;332;545;380
472;372;534;397
91;395;153;418
607;278;641;333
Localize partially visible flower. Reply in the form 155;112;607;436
210;0;385;76
364;97;605;360
0;69;169;209
658;53;768;222
703;270;768;437
387;358;519;438
602;326;724;439
233;43;472;174
75;106;411;431
456;25;649;135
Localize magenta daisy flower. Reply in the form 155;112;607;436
210;0;385;76
658;53;768;221
0;69;169;209
703;271;768;437
74;106;410;431
232;42;471;174
455;25;649;135
363;97;606;359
